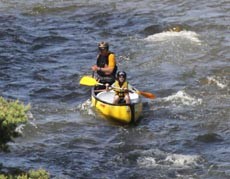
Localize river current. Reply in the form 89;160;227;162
0;0;229;178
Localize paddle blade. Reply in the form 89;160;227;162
79;76;100;86
138;91;156;99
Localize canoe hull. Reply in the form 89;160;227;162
91;89;142;123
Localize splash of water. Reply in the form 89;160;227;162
15;124;26;134
165;154;201;167
162;90;202;106
207;76;227;89
144;30;202;44
137;149;203;168
77;99;95;116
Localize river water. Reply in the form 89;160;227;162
0;0;229;178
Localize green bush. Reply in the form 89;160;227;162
0;169;50;179
0;97;30;151
28;169;50;179
0;97;50;178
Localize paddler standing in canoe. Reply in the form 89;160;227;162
91;42;118;89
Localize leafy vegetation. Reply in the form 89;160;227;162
0;97;30;152
0;169;50;179
0;97;50;178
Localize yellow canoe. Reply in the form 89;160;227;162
91;88;143;124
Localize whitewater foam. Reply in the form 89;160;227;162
207;76;227;89
145;30;202;44
77;99;95;116
162;90;202;106
137;149;203;169
165;153;201;167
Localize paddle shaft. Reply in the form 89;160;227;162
80;76;155;99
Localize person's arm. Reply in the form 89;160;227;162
91;64;111;73
92;54;116;74
104;53;116;75
91;64;98;71
110;82;115;89
91;54;116;75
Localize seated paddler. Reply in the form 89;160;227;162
111;71;133;104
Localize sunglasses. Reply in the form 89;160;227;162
99;48;107;51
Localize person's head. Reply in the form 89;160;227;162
117;71;127;82
98;41;109;53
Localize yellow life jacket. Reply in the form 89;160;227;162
113;81;129;98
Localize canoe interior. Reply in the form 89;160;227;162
96;90;141;105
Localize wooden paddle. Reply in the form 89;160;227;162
79;76;156;99
111;86;155;99
135;90;156;99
